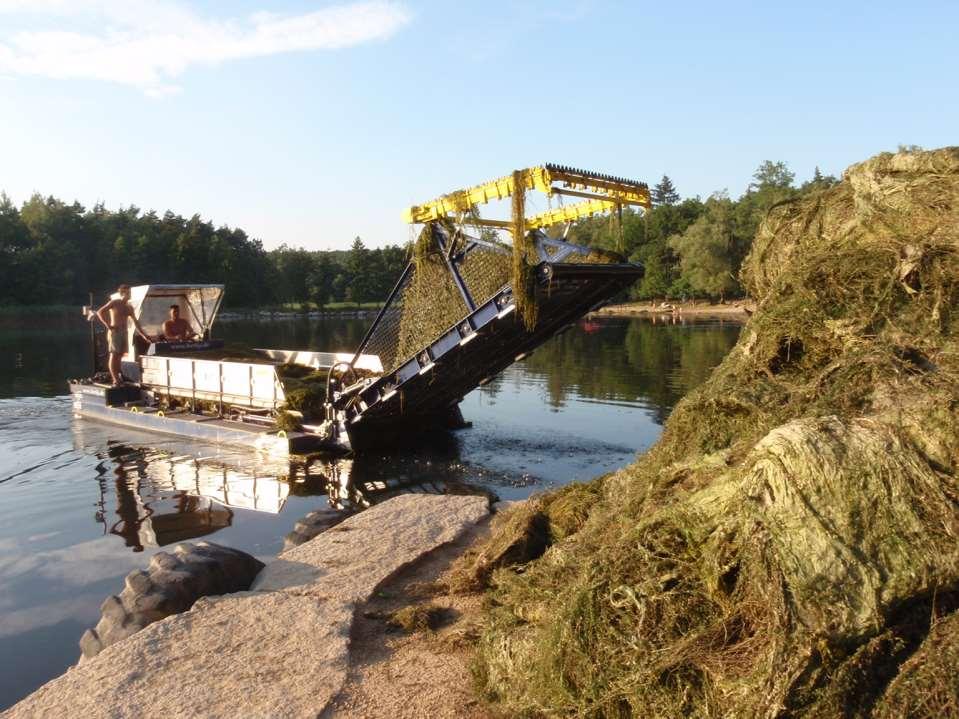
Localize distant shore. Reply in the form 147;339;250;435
217;306;381;321
1;300;753;323
0;303;384;320
592;300;754;318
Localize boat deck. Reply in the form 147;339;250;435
70;382;336;456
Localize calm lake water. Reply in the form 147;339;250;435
0;311;741;709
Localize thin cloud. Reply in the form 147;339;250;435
0;0;410;96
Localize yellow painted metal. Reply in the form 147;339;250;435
401;172;528;224
402;164;651;226
526;199;621;228
463;218;513;229
542;166;650;205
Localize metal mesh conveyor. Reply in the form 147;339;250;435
356;227;511;377
334;227;642;449
69;165;650;456
326;163;650;449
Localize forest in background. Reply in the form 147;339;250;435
0;160;836;309
0;194;407;308
569;161;838;300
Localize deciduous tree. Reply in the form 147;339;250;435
668;194;740;301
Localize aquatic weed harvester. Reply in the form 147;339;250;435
70;165;649;454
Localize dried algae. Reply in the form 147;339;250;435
472;147;959;718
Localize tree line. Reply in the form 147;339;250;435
569;162;838;300
0;194;407;308
0;160;836;308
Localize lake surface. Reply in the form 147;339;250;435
0;311;741;709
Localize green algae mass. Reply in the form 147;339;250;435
472;148;959;718
277;363;328;428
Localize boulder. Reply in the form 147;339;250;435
6;493;490;719
13;592;347;719
78;541;264;662
282;507;351;551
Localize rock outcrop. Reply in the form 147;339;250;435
3;493;489;719
282;506;351;551
78;541;264;662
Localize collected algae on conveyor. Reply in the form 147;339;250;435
393;223;626;371
467;147;959;717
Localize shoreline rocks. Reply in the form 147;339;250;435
4;494;489;719
78;542;264;663
282;506;352;551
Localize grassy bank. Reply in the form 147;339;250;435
467;147;959;717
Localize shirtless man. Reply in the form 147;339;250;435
162;305;196;341
96;284;152;386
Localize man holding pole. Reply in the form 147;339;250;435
96;284;152;386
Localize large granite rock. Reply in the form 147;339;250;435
282;506;351;551
10;592;347;719
3;493;489;719
253;493;490;601
79;541;264;662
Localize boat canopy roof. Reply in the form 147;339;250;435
115;284;225;336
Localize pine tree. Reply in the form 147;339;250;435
345;236;373;303
800;166;839;194
651;175;680;206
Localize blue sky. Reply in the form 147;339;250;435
0;0;955;250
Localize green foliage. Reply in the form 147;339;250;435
0;193;30;302
565;160;844;302
668;194;741;300
651;174;680;206
0;161;828;309
800;166;840;193
344;236;374;303
749;159;796;191
0;193;411;309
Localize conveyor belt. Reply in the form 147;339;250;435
338;258;642;449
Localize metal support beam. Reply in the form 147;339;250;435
434;225;476;312
349;260;413;368
551;187;624;204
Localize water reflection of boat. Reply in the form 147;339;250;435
74;420;498;552
75;418;293;550
98;443;253;551
151;453;291;514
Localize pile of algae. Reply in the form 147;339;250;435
473;148;959;718
276;362;328;429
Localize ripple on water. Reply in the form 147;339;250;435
0;316;742;710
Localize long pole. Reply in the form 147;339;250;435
89;291;98;375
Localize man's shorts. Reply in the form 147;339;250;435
108;326;128;354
